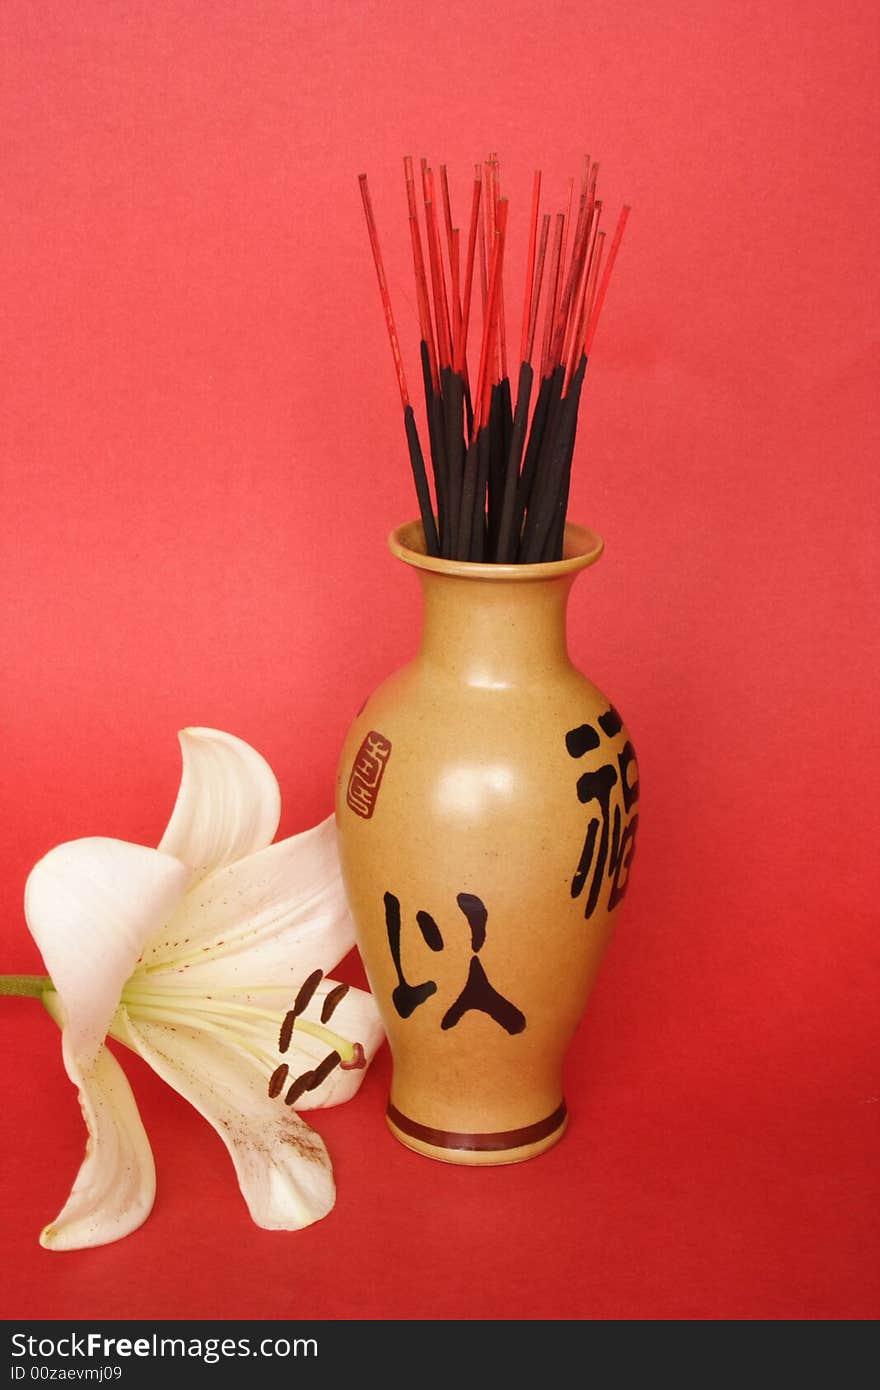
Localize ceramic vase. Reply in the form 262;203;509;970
335;520;639;1165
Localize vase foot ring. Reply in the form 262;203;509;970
385;1100;568;1167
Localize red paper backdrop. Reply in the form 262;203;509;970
1;0;877;1322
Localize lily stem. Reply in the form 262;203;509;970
0;974;52;998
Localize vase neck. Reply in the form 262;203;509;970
415;570;576;688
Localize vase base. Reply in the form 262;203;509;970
385;1100;568;1167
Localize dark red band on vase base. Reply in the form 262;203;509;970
386;1100;567;1152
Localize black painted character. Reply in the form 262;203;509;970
566;706;639;920
383;890;526;1034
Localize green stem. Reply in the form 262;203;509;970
0;974;52;998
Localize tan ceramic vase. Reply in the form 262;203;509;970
335;520;639;1165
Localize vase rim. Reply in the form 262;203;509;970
388;520;604;580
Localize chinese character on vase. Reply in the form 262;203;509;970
383;890;526;1034
565;706;639;918
346;731;392;819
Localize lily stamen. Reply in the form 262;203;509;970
292;1017;361;1065
120;984;364;1067
292;969;324;1018
114;1002;280;1074
268;1064;289;1098
279;1009;296;1054
285;1072;316;1105
311;1050;342;1086
321;982;350;1022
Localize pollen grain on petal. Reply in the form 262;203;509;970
278;1118;327;1164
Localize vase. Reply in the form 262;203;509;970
335;519;639;1165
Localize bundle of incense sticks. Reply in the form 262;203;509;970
359;155;629;563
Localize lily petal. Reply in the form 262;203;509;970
40;994;155;1252
25;838;189;1064
141;815;355;987
114;1010;335;1230
158;728;281;884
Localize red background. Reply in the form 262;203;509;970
1;0;877;1321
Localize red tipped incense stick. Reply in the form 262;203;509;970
404;155;438;390
423;169;453;370
519;170;542;367
540;213;565;379
359;174;409;409
585;203;629;356
358;173;439;556
526;213;551;366
456;170;482;377
473;197;508;436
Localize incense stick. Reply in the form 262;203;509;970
359;174;440;557
359;153;628;563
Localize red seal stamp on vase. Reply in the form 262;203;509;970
346;731;392;819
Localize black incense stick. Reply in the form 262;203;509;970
421;341;446;543
403;405;440;557
495;359;534;563
514;365;564;557
520;357;586;563
442;365;466;561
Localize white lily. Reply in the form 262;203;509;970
15;727;384;1251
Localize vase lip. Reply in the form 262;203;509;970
388;520;604;580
